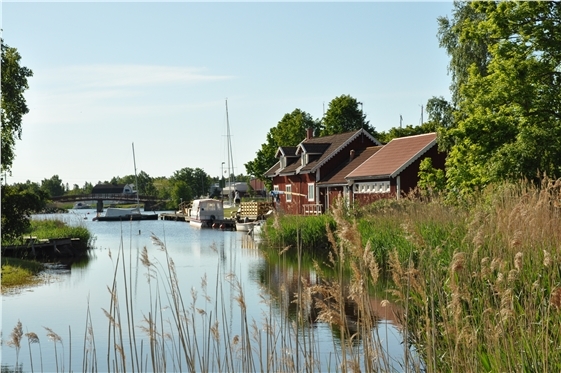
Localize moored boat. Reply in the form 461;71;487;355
93;207;158;221
189;199;228;228
235;220;257;232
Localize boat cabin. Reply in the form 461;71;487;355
189;199;224;222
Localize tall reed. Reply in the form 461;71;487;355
389;178;561;372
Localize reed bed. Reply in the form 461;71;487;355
386;178;561;372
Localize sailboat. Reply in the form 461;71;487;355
94;143;159;221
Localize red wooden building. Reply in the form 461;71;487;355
346;132;445;204
264;128;381;214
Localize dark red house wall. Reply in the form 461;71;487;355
273;173;316;214
398;147;446;194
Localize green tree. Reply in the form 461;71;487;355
136;170;157;196
320;94;376;137
443;1;561;193
170;180;192;207
40;175;65;197
377;121;437;144
1;40;33;172
171;167;210;199
1;184;47;242
436;2;491;108
418;158;446;196
245;109;320;186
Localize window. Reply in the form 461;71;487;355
280;157;286;169
308;183;315;201
273;185;279;192
354;181;391;194
286;184;292;202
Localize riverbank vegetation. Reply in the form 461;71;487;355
262;177;561;371
2;218;94;292
1;257;44;290
2;218;93;250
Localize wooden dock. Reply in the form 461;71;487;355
159;212;189;221
2;237;86;260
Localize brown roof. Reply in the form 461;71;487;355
266;129;381;178
318;146;383;186
276;146;298;158
264;161;281;178
346;132;437;180
298;129;380;174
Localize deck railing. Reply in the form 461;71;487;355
302;204;323;215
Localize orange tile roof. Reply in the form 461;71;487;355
346;132;437;179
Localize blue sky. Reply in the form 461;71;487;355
3;1;453;188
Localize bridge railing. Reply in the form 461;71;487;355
51;193;165;203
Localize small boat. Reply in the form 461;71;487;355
188;199;226;228
93;207;158;221
73;202;91;209
235;220;257;232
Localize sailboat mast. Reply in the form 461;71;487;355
132;142;140;208
225;99;234;206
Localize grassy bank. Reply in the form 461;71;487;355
1;257;45;290
3;218;93;250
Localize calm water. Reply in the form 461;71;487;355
2;209;412;372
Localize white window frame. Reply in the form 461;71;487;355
308;183;315;202
285;184;292;202
353;181;391;194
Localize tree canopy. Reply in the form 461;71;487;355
245;109;320;184
170;167;210;199
320;94;376;137
1;40;33;172
1;184;47;242
439;1;561;194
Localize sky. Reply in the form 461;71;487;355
3;1;453;188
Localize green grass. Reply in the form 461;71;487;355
1;257;44;290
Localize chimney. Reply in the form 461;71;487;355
306;128;313;140
350;149;355;161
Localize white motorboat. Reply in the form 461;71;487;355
189;199;225;228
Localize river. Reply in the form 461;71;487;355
2;209;415;372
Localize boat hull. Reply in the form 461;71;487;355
235;222;256;232
94;213;159;221
189;218;235;230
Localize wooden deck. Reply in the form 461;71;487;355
2;237;86;260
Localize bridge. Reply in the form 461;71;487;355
51;193;168;212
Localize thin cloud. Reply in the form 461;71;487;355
36;64;235;90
